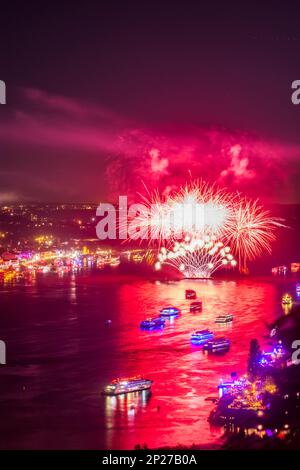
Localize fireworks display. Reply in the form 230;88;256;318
131;181;233;246
135;180;283;278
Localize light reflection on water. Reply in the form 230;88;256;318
0;272;295;449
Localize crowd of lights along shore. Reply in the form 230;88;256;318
134;180;283;278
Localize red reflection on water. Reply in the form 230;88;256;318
0;273;287;449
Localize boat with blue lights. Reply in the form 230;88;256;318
215;314;233;324
191;329;214;344
159;306;181;317
140;317;166;329
259;341;287;368
190;301;202;312
203;337;230;352
185;289;196;299
102;376;153;395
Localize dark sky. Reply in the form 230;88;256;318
0;1;300;203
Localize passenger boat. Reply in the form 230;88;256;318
203;338;230;352
215;314;233;323
159;306;181;317
282;293;292;305
103;376;153;395
190;301;202;312
185;289;196;299
191;329;214;344
140;317;166;329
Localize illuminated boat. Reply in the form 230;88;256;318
140;317;166;329
282;293;292;305
159;306;181;317
217;377;248;397
103;376;153;395
190;301;202;312
215;314;233;324
185;289;196;299
203;337;230;352
191;329;214;344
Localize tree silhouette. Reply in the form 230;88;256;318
247;339;261;380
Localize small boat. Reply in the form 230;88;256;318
102;376;153;395
140;317;166;329
282;293;292;305
185;289;196;299
215;314;233;324
159;306;181;317
203;338;230;352
190;301;202;312
191;329;214;344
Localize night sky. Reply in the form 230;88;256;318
0;1;300;203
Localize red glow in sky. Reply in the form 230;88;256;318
1;89;299;203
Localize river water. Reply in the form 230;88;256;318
0;271;295;449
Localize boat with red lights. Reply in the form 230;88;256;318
185;289;196;299
103;376;153;395
190;301;202;312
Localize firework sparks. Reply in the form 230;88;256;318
224;197;284;273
